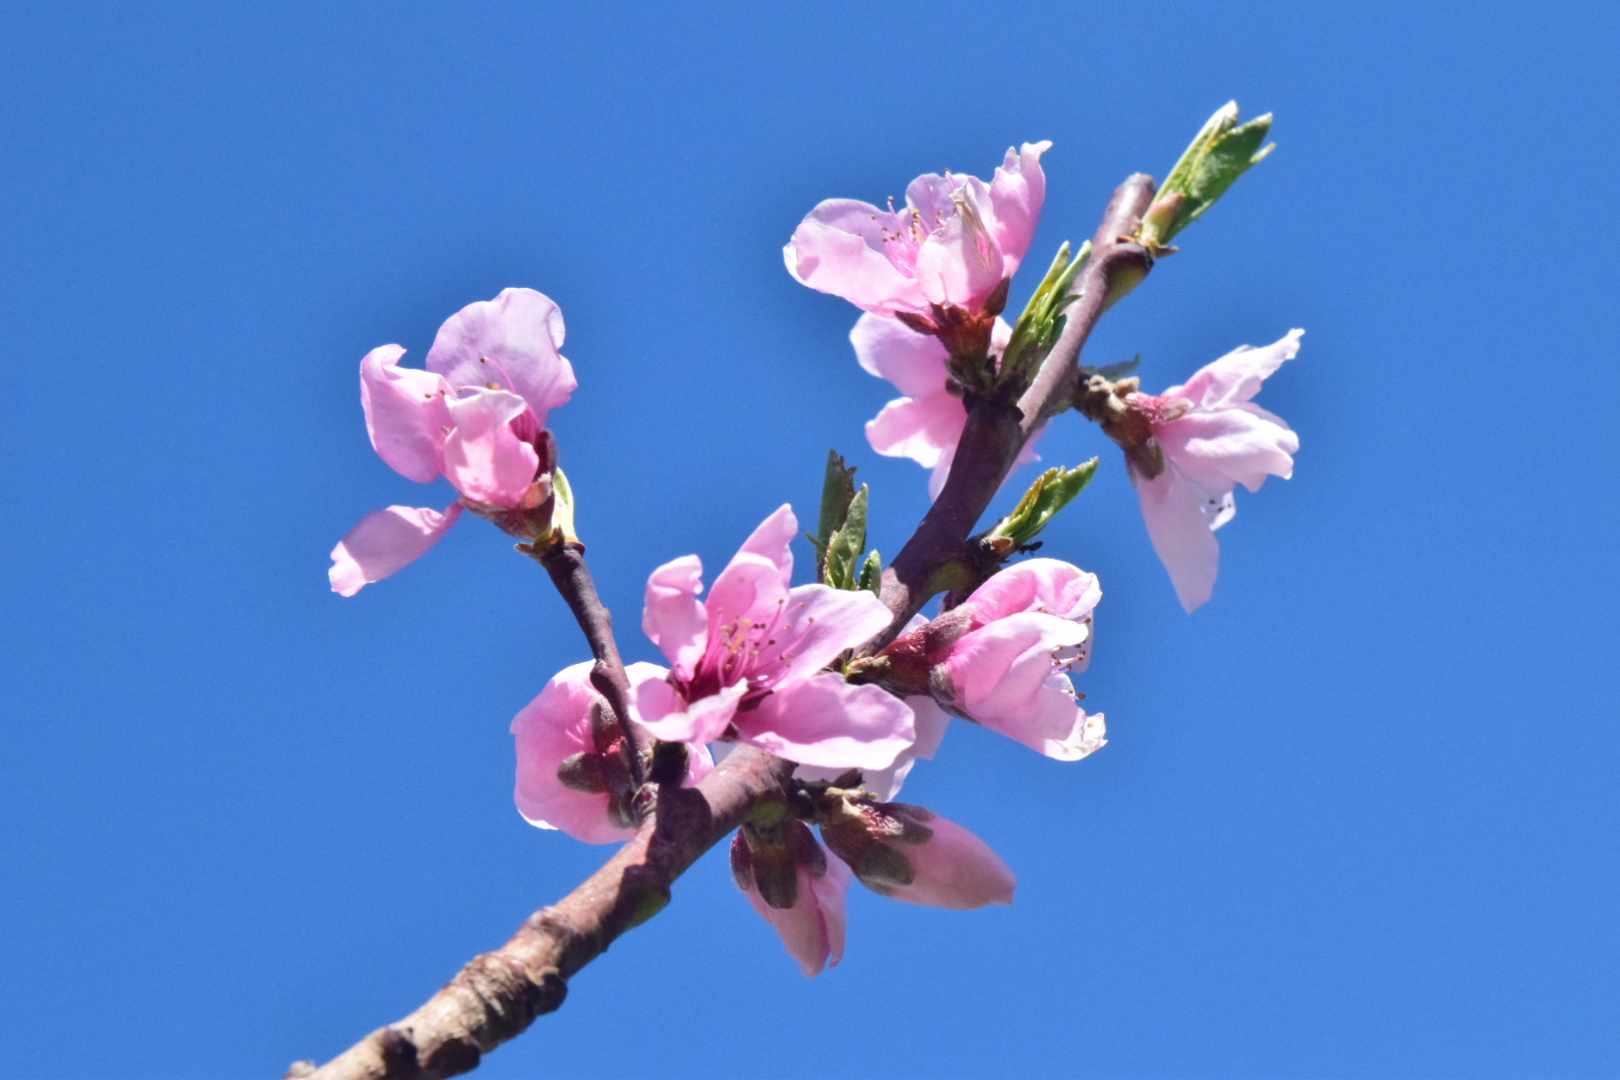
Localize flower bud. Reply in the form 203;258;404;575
821;796;1015;910
731;820;850;976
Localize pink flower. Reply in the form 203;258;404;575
883;558;1106;761
634;505;916;770
731;821;851;977
328;288;578;596
511;661;713;845
852;313;1040;499
784;142;1050;332
1128;329;1303;612
821;800;1015;910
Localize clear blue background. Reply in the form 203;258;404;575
4;4;1616;1077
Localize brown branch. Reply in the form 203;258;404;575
287;747;795;1080
873;173;1157;636
290;173;1160;1080
532;540;646;790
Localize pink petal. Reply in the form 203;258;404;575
634;678;745;745
359;344;452;484
642;554;708;678
510;661;635;846
859;695;952;801
703;505;798;635
882;811;1016;910
850;313;950;399
914;182;1005;310
735;503;798;582
1133;464;1224;613
425;288;578;426
624;661;716;784
441;389;541;507
740;850;852;977
784;200;927;317
328;502;462;597
943;612;1101;760
962;558;1102;624
753;584;893;688
866;394;965;470
1157;404;1299;493
987;140;1051;274
741;673;915;770
1170;328;1304;409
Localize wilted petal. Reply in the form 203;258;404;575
850;313;950;399
510;661;634;845
328;502;462;597
753;584;893;687
426;288;577;425
962;558;1102;625
359;344;451;483
742;673;915;769
442;389;541;507
643;554;708;678
986;141;1050;273
1172;328;1303;409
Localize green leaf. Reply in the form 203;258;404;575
858;549;882;595
1140;101;1274;249
823;485;869;589
986;459;1099;548
550;465;579;544
816;450;857;552
999;239;1092;391
1087;354;1142;381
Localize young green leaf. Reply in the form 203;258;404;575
986;459;1099;549
1138;101;1274;250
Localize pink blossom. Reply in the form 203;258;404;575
784;142;1050;329
852;313;1040;499
821;800;1015;910
511;661;712;845
329;288;578;596
1128;329;1303;612
731;822;851;976
884;558;1107;761
635;505;915;770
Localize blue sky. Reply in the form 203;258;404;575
4;4;1617;1078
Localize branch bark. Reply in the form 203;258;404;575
533;541;646;790
290;172;1157;1080
874;173;1157;636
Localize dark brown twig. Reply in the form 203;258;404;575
533;540;646;790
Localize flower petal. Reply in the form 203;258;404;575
850;313;950;399
962;558;1102;624
784;199;926;316
642;554;707;678
442;389;541;507
1170;328;1303;409
328;502;462;597
738;844;851;977
741;673;915;769
987;141;1050;274
754;584;893;688
866;395;965;470
359;345;451;483
876;810;1016;910
1133;463;1224;613
511;661;634;845
426;288;578;425
634;678;745;745
1157;403;1298;493
914;182;1004;310
942;612;1101;760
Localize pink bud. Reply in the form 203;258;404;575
821;799;1015;910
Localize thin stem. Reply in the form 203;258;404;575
534;540;647;790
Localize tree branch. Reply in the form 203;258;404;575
290;172;1159;1080
287;747;795;1080
532;540;647;790
873;173;1157;636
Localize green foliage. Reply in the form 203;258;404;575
987;459;1099;549
999;239;1092;391
1139;101;1274;250
809;451;882;591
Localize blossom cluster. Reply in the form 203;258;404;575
328;130;1301;974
